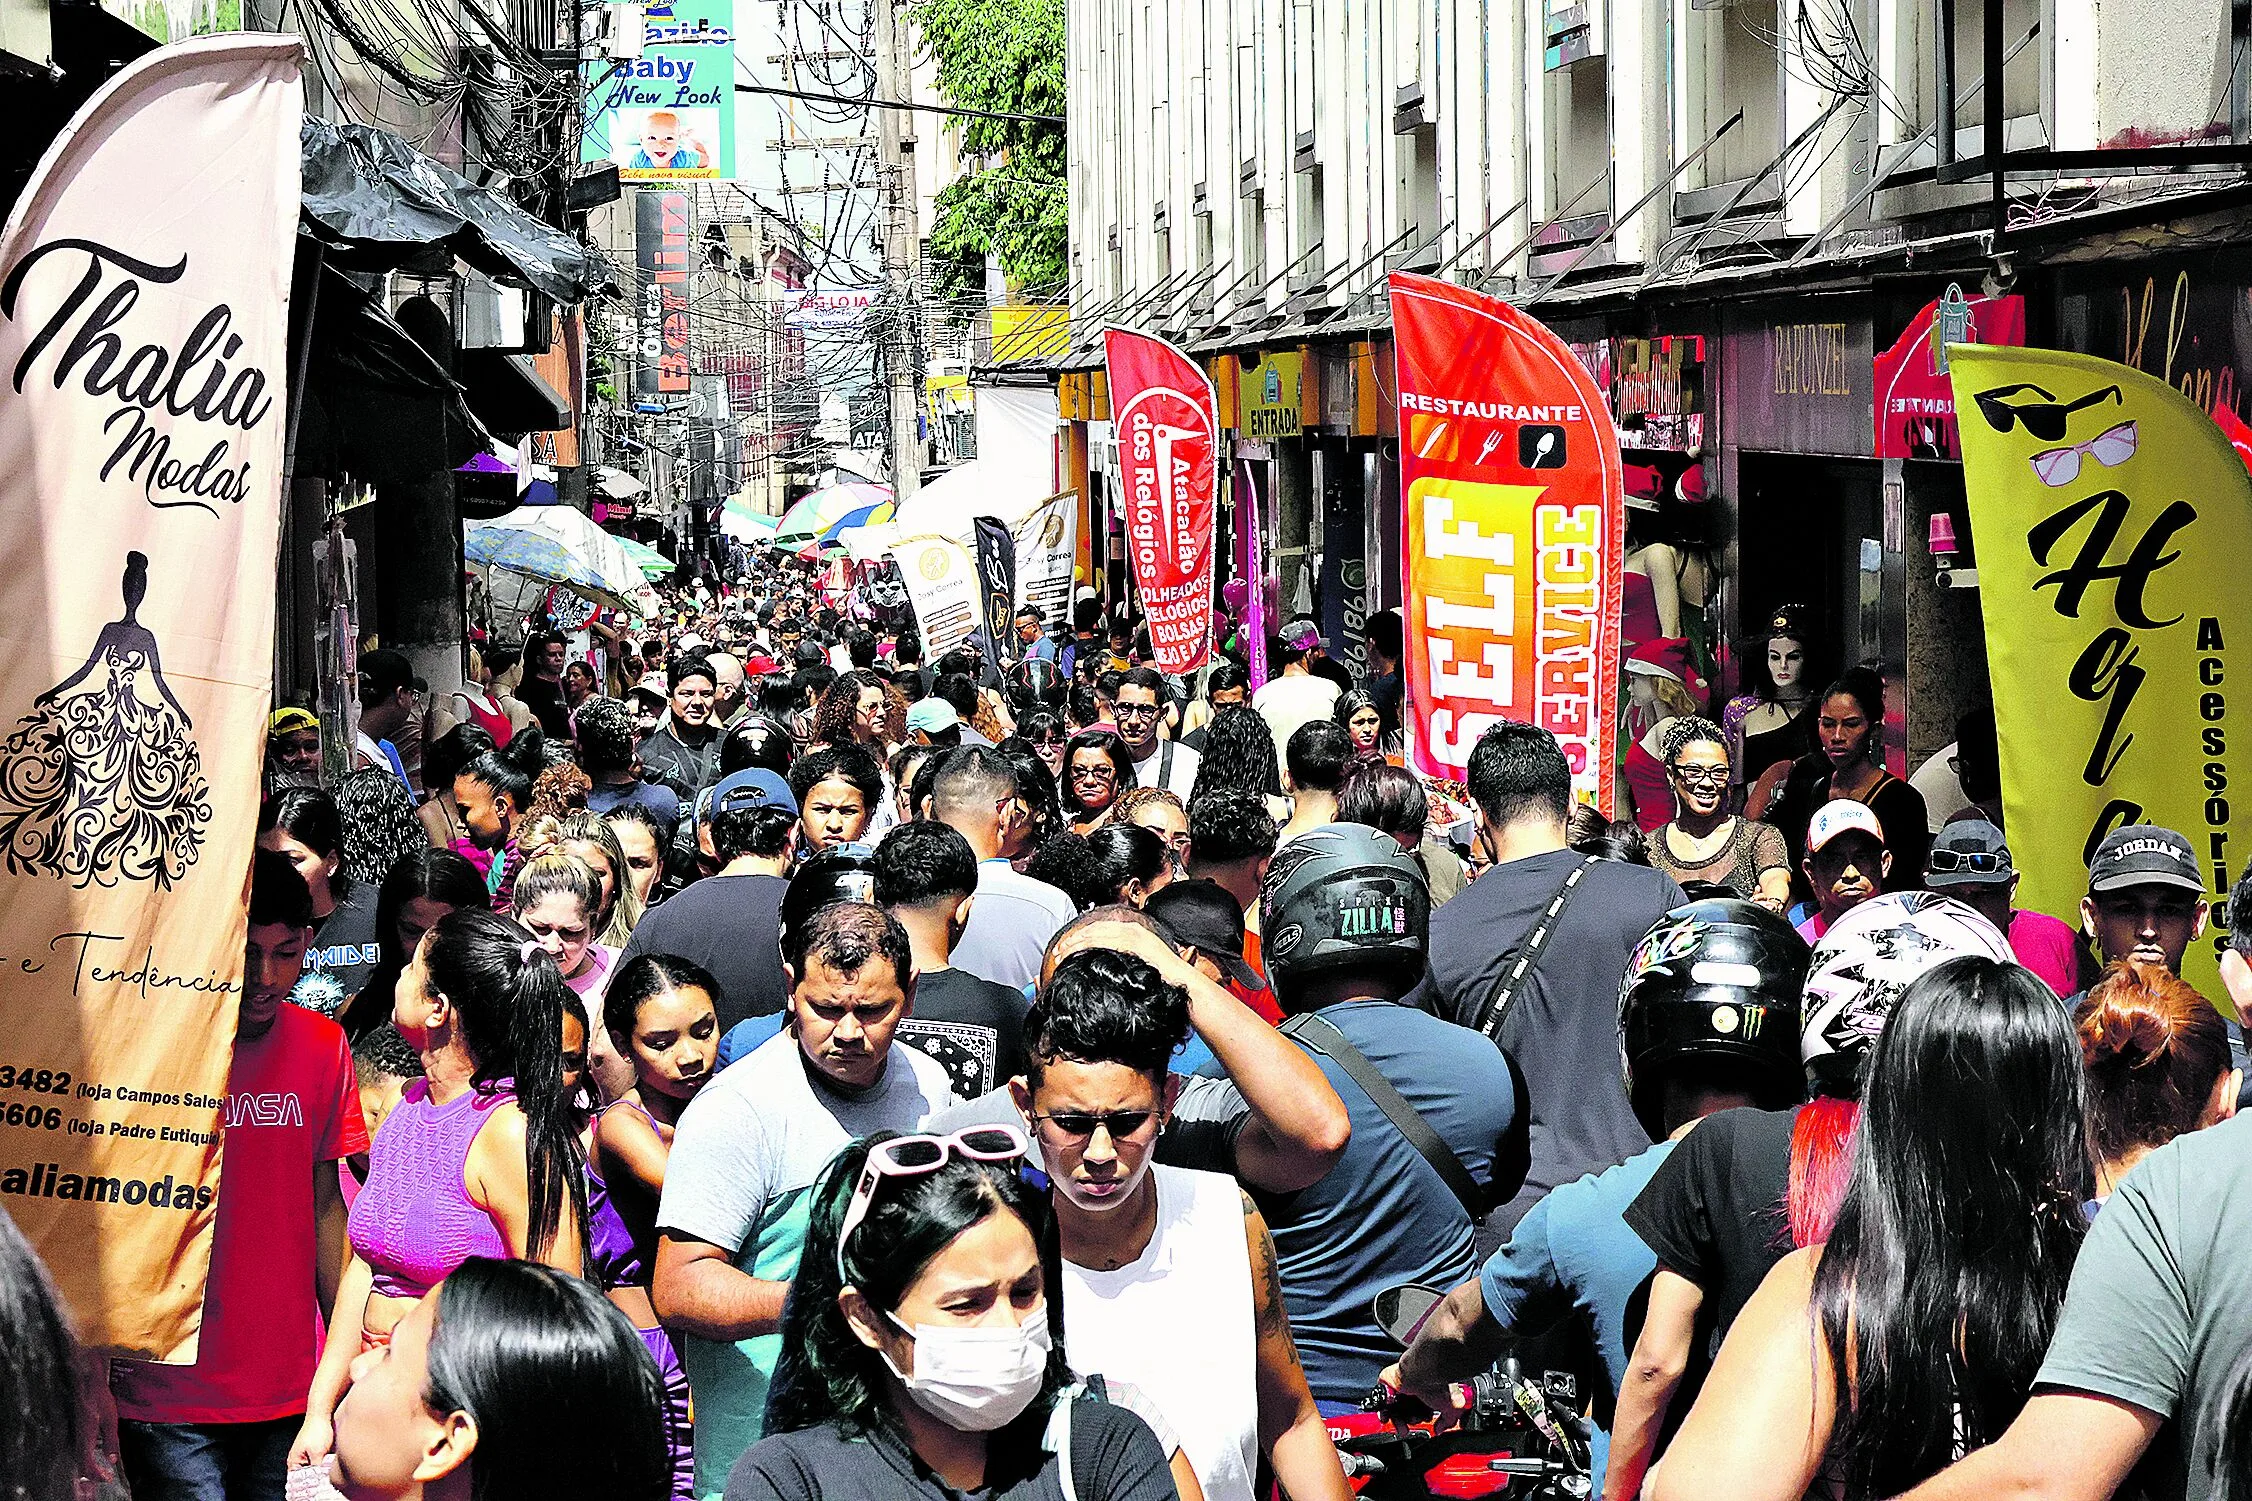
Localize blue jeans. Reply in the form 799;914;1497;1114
118;1416;295;1501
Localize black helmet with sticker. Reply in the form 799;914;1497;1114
1259;823;1429;990
1618;898;1811;1136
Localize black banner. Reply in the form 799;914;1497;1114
634;188;691;398
972;515;1019;665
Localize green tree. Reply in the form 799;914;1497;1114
911;0;1066;307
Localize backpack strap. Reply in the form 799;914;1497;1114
1281;1012;1487;1219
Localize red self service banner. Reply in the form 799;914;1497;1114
1105;329;1219;673
1389;273;1623;808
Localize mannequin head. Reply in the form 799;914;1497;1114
1749;605;1818;704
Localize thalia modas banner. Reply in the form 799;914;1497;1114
1104;329;1218;674
1950;344;2251;1010
1388;273;1623;808
0;35;301;1356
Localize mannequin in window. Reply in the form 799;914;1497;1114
1724;604;1821;819
1619;638;1704;833
1621;479;1681;649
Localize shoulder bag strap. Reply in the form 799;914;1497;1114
1470;856;1601;1043
1158;739;1174;788
1281;1012;1487;1219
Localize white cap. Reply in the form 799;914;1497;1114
1807;799;1886;854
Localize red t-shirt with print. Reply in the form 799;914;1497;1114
110;1004;369;1424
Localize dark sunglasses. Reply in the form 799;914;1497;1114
1031;1109;1157;1140
1927;848;2010;874
1972;383;2121;442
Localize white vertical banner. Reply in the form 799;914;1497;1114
0;35;302;1356
1011;490;1077;632
888;533;980;659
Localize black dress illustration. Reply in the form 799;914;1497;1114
0;553;212;890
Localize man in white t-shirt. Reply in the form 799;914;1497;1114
652;902;956;1495
1253;618;1341;770
1118;667;1201;796
930;745;1076;989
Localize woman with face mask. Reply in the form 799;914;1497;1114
736;1126;1187;1501
325;1257;669;1501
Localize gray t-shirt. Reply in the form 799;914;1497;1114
950;860;1077;992
660;1033;957;1496
2035;1110;2252;1499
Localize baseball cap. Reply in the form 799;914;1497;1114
1806;799;1886;855
699;768;797;828
1280;617;1322;652
1926;818;2014;888
743;653;781;675
906;698;960;734
676;632;709;653
2087;824;2202;895
1145;880;1265;991
268;706;319;735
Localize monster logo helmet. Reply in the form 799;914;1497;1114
1617;898;1811;1137
1260;823;1429;989
1800;890;2013;1098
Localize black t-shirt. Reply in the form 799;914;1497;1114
725;1404;1175;1501
1621;1105;1801;1342
1417;848;1685;1234
899;966;1032;1099
296;880;382;1015
618;872;789;1033
516;672;572;738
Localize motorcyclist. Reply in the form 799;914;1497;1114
1189;823;1522;1412
1381;899;1811;1498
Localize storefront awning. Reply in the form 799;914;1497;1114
298;116;617;305
595;467;647;499
458;350;571;438
300;263;489;485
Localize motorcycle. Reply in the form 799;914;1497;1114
1326;1285;1594;1501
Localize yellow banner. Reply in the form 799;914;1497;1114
1950;344;2247;1007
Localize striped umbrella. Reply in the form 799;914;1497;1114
617;535;675;580
771;482;895;549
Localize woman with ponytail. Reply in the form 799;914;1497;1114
2076;961;2238;1202
452;727;550;913
290;908;588;1477
1650;956;2089;1501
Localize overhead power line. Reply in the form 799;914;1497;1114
735;80;1063;126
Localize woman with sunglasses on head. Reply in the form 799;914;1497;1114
292;909;588;1477
1645;717;1792;913
1062;731;1136;837
324;1257;670;1501
733;1126;1185;1501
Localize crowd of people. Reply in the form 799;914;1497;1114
14;558;2252;1501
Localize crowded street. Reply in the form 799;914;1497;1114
3;2;2252;1499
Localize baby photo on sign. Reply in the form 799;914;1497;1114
0;552;211;890
614;107;721;178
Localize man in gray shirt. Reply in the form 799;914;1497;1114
1891;1108;2252;1501
929;746;1075;991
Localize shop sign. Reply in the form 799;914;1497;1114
1614;334;1704;451
1387;273;1623;808
1241;352;1304;440
2056;254;2252;427
581;0;737;181
1104;329;1219;673
1722;304;1874;455
635;188;691;397
1873;286;2025;460
0;36;301;1356
1952;343;2249;1011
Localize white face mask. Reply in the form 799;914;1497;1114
881;1306;1054;1431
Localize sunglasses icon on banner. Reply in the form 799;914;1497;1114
2029;421;2138;487
1971;383;2122;442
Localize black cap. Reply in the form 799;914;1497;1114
1926;818;2013;889
2087;825;2202;896
1145;879;1264;991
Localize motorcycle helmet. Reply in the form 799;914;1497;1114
1260;823;1429;989
720;714;797;778
1801;890;2011;1098
1618;899;1811;1135
779;842;880;955
1008;657;1065;713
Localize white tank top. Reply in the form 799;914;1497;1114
1061;1164;1260;1501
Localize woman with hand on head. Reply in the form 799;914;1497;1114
594;955;724;1501
732;1126;1186;1501
292;909;588;1478
325;1258;669;1501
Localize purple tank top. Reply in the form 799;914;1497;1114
349;1078;514;1300
588;1099;665;1289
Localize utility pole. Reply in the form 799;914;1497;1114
875;0;921;510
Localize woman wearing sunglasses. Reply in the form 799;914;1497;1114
1645;718;1793;913
736;1125;1187;1501
1062;731;1136;837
